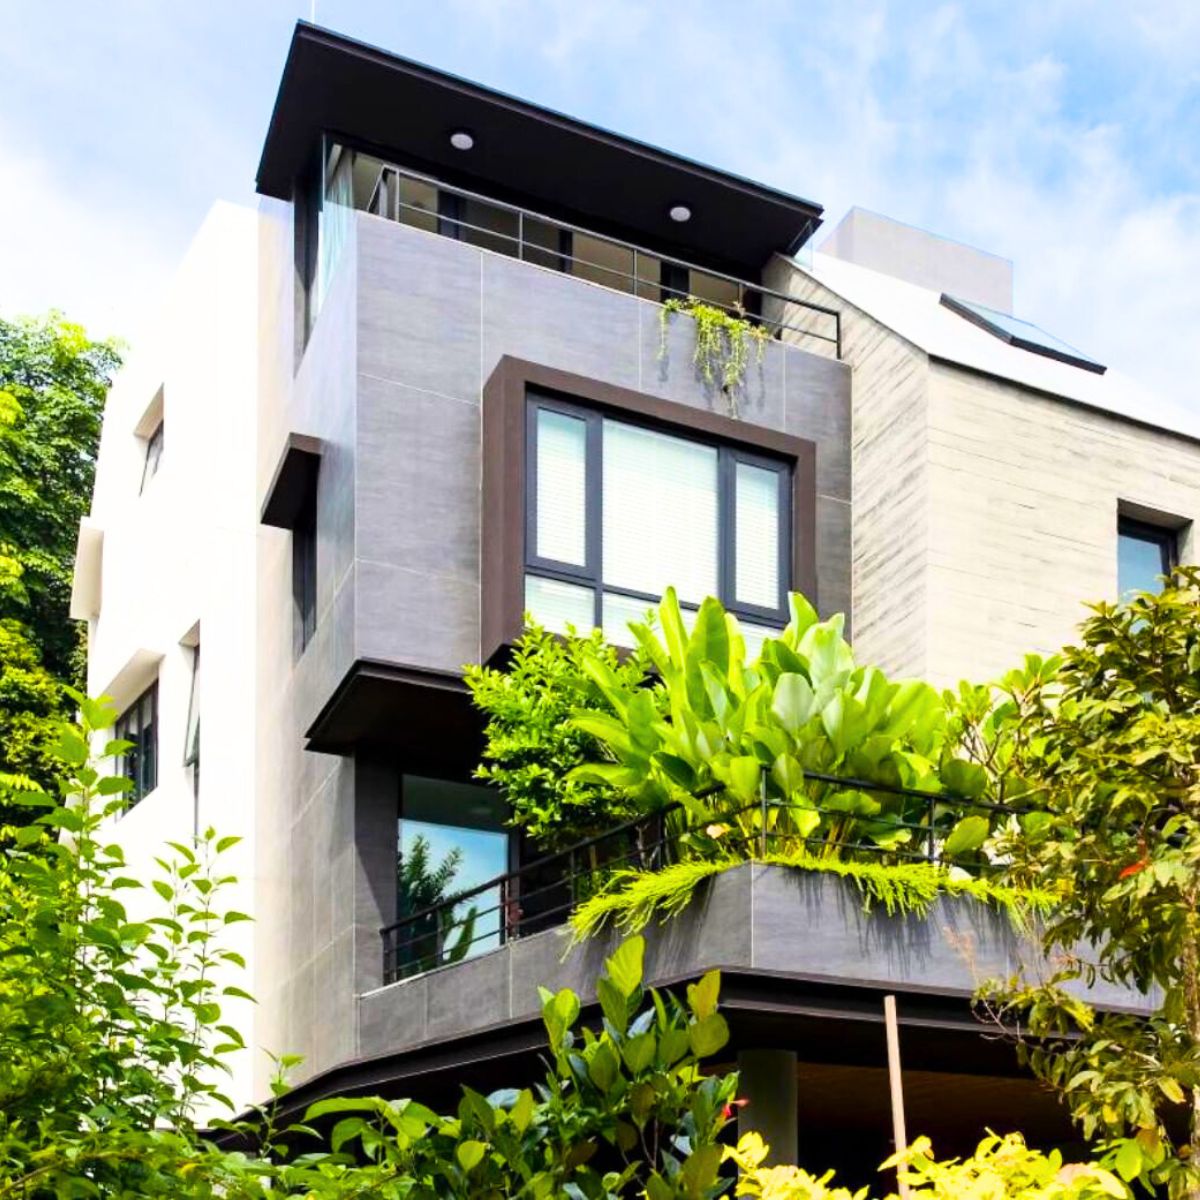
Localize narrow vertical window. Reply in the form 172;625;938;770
184;646;200;798
140;420;164;494
116;683;158;807
293;489;317;656
734;459;785;612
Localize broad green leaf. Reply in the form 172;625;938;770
605;937;645;999
457;1140;487;1171
686;970;720;1021
688;1012;729;1058
943;815;989;857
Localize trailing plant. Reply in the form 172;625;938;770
963;568;1200;1199
568;852;1051;942
465;620;651;849
728;1130;1127;1199
568;588;991;865
659;297;771;415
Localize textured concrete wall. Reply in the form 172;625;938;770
924;362;1200;686
767;257;929;677
765;253;1200;690
359;864;1149;1058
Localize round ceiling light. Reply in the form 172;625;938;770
449;130;475;151
668;204;692;223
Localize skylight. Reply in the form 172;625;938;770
940;294;1106;375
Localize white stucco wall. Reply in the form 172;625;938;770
78;201;261;1115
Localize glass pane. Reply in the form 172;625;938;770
603;420;718;604
535;409;588;565
571;233;634;292
602;592;658;649
689;269;741;310
460;197;519;257
524;217;570;272
1118;530;1171;597
525;574;596;634
398;175;439;233
398;777;508;972
736;462;781;609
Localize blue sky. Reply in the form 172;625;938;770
2;1;1197;406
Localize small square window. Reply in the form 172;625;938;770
1118;516;1178;598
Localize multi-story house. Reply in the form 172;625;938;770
75;22;1200;1180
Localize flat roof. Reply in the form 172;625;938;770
256;23;824;274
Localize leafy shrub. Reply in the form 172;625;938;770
465;621;651;849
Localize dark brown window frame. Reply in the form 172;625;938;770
482;356;817;662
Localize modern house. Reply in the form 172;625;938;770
74;22;1200;1179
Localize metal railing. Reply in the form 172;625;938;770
344;151;841;360
381;774;1020;985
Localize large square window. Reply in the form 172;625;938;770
524;394;792;642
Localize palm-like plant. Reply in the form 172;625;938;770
569;588;988;864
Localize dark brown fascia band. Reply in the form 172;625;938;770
480;356;818;663
261;432;323;529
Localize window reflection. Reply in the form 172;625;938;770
396;776;508;975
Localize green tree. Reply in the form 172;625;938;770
963;568;1200;1199
0;314;121;805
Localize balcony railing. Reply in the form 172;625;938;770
381;773;1017;985
330;145;842;360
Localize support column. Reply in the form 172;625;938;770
737;1049;798;1166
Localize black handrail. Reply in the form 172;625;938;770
381;771;1019;984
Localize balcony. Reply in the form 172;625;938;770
317;144;842;361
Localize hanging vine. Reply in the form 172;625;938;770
659;297;771;416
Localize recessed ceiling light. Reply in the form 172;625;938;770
669;204;692;223
449;130;475;151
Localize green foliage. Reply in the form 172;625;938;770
570;588;981;862
264;937;740;1197
0;704;744;1196
0;693;252;1195
728;1130;1127;1199
0;313;121;806
465;621;650;848
569;853;1050;942
963;568;1200;1198
659;297;771;415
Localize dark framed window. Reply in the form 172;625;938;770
1118;516;1178;597
116;683;158;807
293;490;317;657
523;393;792;645
140;421;164;494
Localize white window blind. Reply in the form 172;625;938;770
735;461;780;609
525;574;594;634
535;409;588;565
602;420;718;604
